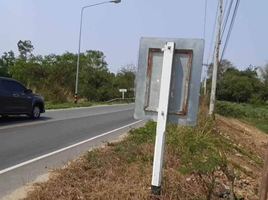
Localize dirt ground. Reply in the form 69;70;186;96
215;114;268;199
18;115;268;200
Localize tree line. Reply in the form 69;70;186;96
204;59;268;104
1;40;267;105
0;40;136;102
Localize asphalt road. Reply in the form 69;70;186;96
0;104;137;171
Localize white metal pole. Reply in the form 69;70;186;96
209;0;222;115
151;42;175;195
122;92;124;99
74;1;120;104
74;7;84;104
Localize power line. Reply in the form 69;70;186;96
209;0;232;65
206;0;219;65
203;0;208;39
222;0;230;22
220;0;240;61
202;0;208;83
221;0;240;60
221;0;234;40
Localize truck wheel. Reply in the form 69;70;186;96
30;105;41;119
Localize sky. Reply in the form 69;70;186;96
0;0;267;75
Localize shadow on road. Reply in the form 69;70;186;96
0;116;52;127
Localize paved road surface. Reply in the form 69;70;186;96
0;104;136;171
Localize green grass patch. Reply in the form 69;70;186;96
108;121;156;164
111;116;226;173
23;103;262;199
220;137;263;166
166;116;226;175
215;101;268;133
45;101;94;110
244;118;268;133
120;108;226;176
45;100;134;110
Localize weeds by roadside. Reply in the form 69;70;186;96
45;101;94;110
23;97;264;200
45;100;133;110
215;101;268;133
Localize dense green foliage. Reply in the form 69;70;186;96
215;101;268;119
215;101;268;133
205;61;268;104
0;51;15;77
0;40;136;102
2;40;267;106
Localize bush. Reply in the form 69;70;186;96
215;101;246;118
215;101;268;133
249;94;265;106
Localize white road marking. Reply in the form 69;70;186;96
0;120;143;175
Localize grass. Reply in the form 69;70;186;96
244;118;268;133
45;100;134;110
23;103;232;200
220;136;263;167
23;99;263;200
45;97;135;110
45;101;95;110
215;100;268;133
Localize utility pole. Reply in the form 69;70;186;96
203;63;210;94
209;0;222;115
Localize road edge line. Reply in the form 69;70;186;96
0;120;142;175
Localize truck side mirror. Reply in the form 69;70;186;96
27;89;33;94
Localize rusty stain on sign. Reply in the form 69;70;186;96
143;48;193;116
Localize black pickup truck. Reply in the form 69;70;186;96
0;77;45;119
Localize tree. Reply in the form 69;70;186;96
259;62;268;81
17;40;34;60
9;50;115;102
207;59;235;79
229;76;254;103
258;63;268;102
262;80;268;102
0;51;15;77
216;67;263;103
117;62;136;74
115;62;136;98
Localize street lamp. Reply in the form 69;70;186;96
74;0;121;104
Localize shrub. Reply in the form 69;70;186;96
215;101;245;118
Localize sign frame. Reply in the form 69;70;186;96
134;37;205;126
134;37;205;195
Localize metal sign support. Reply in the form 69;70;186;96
151;42;175;195
119;89;127;99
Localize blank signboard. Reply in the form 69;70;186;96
134;37;205;126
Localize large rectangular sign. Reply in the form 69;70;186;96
134;37;205;126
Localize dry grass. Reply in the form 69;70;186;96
22;96;267;200
23;145;207;200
